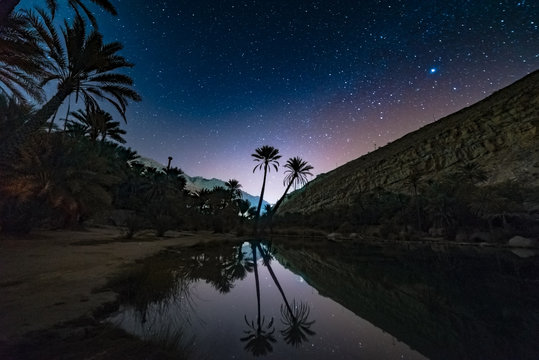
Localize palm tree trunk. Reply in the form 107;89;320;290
254;164;268;232
271;176;295;216
0;0;19;25
256;164;268;217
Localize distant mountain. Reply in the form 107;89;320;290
129;157;270;210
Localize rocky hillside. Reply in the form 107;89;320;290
279;70;539;215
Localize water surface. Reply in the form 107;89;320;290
108;240;539;359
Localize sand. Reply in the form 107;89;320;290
0;226;239;342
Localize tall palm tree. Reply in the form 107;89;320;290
0;0;117;28
252;145;281;223
3;11;140;159
272;157;313;215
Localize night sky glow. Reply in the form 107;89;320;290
17;0;539;202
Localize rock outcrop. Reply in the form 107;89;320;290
279;71;539;214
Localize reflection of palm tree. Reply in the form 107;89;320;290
256;243;316;347
223;244;253;281
241;242;276;356
272;157;314;215
280;300;316;347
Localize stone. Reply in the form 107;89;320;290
508;236;538;248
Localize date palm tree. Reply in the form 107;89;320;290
225;179;243;200
0;0;117;28
251;145;281;223
272;157;313;215
0;12;46;102
3;11;140;160
68;104;126;143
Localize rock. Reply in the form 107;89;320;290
508;236;538;248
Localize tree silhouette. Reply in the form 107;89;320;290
0;0;117;28
68;104;126;143
0;12;46;102
272;157;313;215
252;145;281;227
2;11;141;161
225;178;243;200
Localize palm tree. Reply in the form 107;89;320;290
455;162;488;185
272;157;313;215
0;12;46;102
3;11;140;159
68;104;126;143
0;0;117;28
225;179;243;200
252;145;281;224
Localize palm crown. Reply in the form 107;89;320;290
283;156;314;189
252;145;281;173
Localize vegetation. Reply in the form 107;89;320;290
273;163;538;242
0;0;534;245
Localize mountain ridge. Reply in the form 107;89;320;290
278;70;539;214
129;157;270;209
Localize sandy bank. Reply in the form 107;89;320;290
0;226;239;341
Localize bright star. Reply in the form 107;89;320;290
430;67;437;73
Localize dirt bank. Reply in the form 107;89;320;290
0;227;240;343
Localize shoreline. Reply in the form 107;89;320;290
0;226;241;343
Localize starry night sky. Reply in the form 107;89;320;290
17;0;539;202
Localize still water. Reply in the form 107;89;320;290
108;240;539;359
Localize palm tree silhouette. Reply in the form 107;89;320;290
225;179;243;200
0;0;117;27
251;145;281;227
4;10;140;155
0;12;46;102
272;157;313;215
68;104;126;144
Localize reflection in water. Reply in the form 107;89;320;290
108;239;538;360
239;241;316;356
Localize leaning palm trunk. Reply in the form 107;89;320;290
271;175;295;216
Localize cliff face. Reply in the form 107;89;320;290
279;71;539;214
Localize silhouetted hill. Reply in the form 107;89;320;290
279;70;539;214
